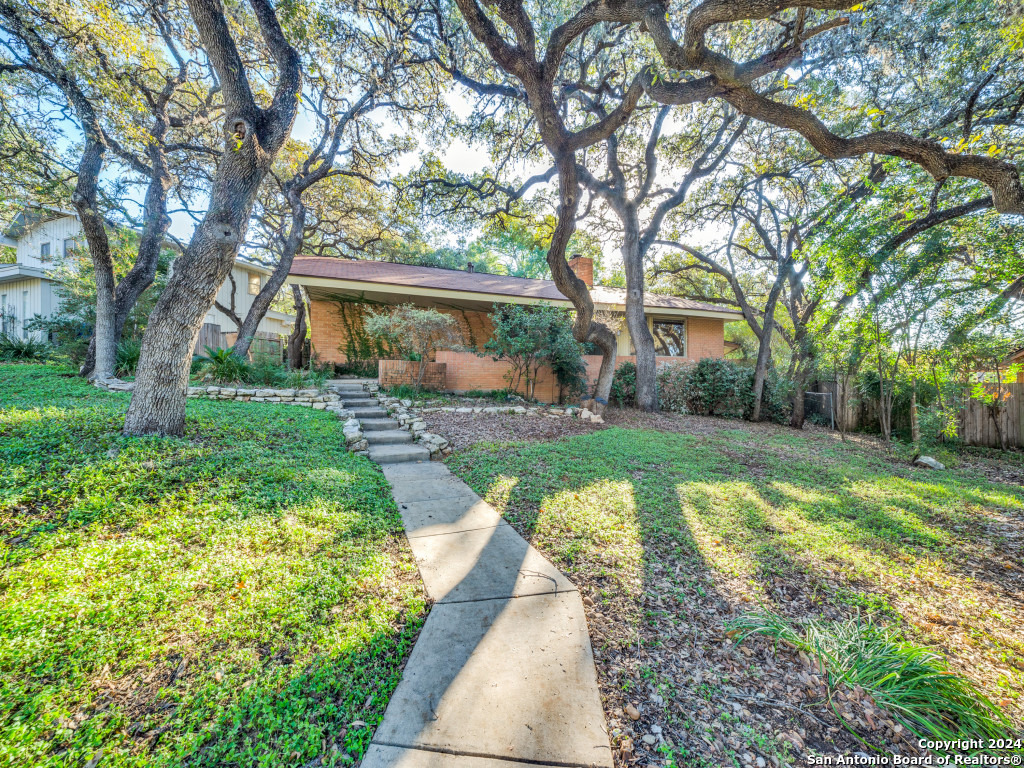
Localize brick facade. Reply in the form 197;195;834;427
309;297;495;365
379;360;447;391
308;294;729;403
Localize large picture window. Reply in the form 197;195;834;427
652;320;687;357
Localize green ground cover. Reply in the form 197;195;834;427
0;364;426;768
446;425;1023;759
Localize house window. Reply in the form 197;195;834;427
0;293;9;334
40;242;51;261
652;320;687;357
64;238;76;257
21;290;28;339
248;272;261;295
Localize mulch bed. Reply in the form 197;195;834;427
419;410;607;451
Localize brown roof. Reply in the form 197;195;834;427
289;256;740;316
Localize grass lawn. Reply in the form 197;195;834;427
446;422;1024;765
0;364;426;768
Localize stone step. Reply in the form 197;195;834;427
369;443;431;464
351;407;388;419
363;429;413;445
360;418;400;431
341;397;379;407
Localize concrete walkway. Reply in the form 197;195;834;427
362;459;613;768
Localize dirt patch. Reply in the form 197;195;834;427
419;411;607;451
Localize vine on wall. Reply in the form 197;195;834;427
330;293;408;364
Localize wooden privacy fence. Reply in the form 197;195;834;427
813;378;1024;449
961;383;1024;449
194;322;285;363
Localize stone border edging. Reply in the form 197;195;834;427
373;393;606;459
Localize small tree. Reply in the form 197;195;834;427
364;305;462;390
483;304;584;401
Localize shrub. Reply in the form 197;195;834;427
385;383;420;400
656;362;695;413
546;320;588;402
655;359;790;422
364;305;462;390
610;361;637;407
249;358;287;387
334;360;378;378
685;358;749;416
0;332;49;361
114;338;142;377
484;304;584;401
727;612;1013;749
195;346;250;384
740;369;792;424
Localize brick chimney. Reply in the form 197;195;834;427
568;255;593;287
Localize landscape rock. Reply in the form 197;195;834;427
913;455;945;470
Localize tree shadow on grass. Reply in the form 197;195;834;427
446;425;1024;761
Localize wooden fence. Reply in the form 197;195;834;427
961;383;1024;449
194;323;285;363
811;378;1024;449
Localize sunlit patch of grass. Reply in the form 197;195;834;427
0;365;427;768
446;425;1024;719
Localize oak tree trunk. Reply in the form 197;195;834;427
286;284;307;369
80;164;171;377
621;216;657;411
232;199;305;358
71;139;117;381
123;0;300;435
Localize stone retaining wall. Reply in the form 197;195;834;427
185;386;342;408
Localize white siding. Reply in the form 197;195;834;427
201;263;293;338
15;216;82;269
0;277;50;341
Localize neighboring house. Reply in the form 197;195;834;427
1;208;293;355
288;255;742;401
0;208;74;341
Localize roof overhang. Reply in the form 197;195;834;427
0;264;52;284
290;274;741;321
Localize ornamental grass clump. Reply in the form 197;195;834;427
726;612;1014;751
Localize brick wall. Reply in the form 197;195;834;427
379;360;447;391
308;295;729;400
685;317;725;359
308;297;495;365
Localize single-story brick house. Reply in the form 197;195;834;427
288;255;741;402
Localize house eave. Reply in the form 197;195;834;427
290;274;742;322
0;264;53;284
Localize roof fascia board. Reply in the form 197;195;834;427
292;275;741;321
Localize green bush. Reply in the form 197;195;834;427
114;338;142;377
195;346;250;384
248;358;287;387
334;360;380;378
655;359;790;423
727;612;1014;749
655;362;694;413
0;332;49;361
610;361;637;407
484;304;584;401
740;370;791;424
